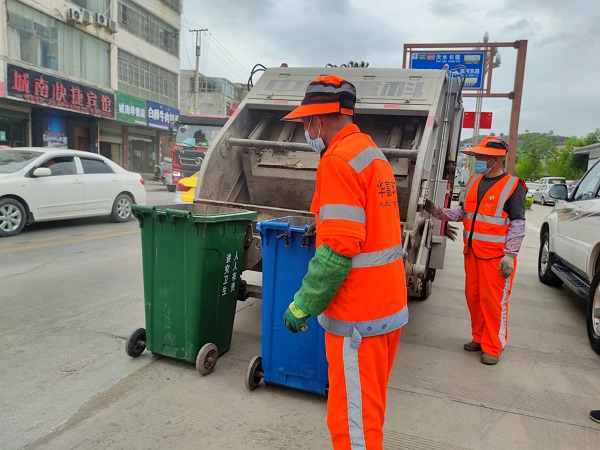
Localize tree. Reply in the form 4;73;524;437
514;132;559;179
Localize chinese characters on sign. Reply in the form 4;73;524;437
116;92;147;126
410;52;486;89
7;63;114;118
222;251;240;297
147;101;180;131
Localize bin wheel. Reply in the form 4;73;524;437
245;355;263;391
126;328;146;357
196;343;218;376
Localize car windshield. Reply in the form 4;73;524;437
548;178;566;184
0;149;44;173
176;125;222;147
526;183;539;190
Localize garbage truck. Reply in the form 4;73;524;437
193;66;464;299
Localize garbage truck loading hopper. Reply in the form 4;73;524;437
195;67;463;299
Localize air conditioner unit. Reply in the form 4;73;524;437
67;8;84;23
82;9;94;24
96;14;108;27
108;19;119;33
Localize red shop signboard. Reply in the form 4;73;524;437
6;63;114;119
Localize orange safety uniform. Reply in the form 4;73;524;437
312;123;408;449
462;173;525;357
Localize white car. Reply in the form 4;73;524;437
0;147;147;237
525;182;539;199
538;159;600;353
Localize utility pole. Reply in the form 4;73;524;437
190;28;207;114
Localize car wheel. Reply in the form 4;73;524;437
110;193;133;222
0;198;27;237
167;184;176;192
541;196;546;205
587;269;600;355
538;230;563;286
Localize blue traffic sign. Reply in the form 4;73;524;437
410;52;486;89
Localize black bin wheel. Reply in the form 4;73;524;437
245;355;263;391
196;343;218;376
126;328;147;357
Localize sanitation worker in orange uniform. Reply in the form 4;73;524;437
425;136;526;365
281;75;408;449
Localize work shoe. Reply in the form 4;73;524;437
481;353;499;365
591;410;600;424
463;341;482;352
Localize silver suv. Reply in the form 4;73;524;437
538;159;600;354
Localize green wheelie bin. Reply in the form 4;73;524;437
126;204;257;375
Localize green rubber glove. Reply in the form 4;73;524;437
293;243;352;316
283;301;310;333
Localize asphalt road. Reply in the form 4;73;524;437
0;190;599;450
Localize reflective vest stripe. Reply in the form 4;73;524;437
499;276;510;348
318;307;409;338
465;212;510;225
342;336;366;449
306;83;356;97
495;177;519;216
463;231;506;243
351;244;403;268
348;146;387;173
465;174;482;193
319;204;366;225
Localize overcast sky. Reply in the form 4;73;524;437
180;0;599;138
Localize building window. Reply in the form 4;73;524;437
71;0;110;12
160;0;181;13
118;51;178;107
6;0;110;87
118;0;179;56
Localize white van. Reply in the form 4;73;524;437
538;176;566;185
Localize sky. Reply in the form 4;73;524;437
180;0;600;138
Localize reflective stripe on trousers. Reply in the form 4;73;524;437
326;329;401;450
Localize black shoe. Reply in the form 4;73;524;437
591;410;600;423
463;341;482;352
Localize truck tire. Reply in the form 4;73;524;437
538;231;563;286
587;270;600;355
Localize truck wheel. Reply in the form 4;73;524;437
418;278;432;300
538;231;563;286
110;193;133;222
587;270;600;355
0;198;27;237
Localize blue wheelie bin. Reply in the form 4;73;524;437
246;216;328;396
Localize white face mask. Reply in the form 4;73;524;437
304;117;325;152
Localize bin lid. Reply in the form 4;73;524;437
257;216;314;232
133;204;257;223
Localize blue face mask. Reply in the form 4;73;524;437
305;118;325;153
474;160;490;175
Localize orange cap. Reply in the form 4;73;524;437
461;135;508;157
282;75;356;121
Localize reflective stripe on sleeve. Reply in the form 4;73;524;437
318;306;409;338
348;147;387;173
462;231;506;243
351;244;403;268
320;204;366;225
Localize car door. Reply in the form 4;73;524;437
573;161;600;274
30;155;84;219
79;156;119;215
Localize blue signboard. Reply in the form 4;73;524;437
410;52;486;89
147;101;180;131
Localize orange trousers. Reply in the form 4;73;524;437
464;249;517;357
325;328;401;450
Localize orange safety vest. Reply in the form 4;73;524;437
462;174;525;259
312;124;408;340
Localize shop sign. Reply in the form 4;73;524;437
6;63;114;118
116;92;147;126
147;101;179;131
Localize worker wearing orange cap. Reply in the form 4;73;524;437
281;75;408;449
425;136;526;365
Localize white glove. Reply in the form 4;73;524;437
498;255;514;278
